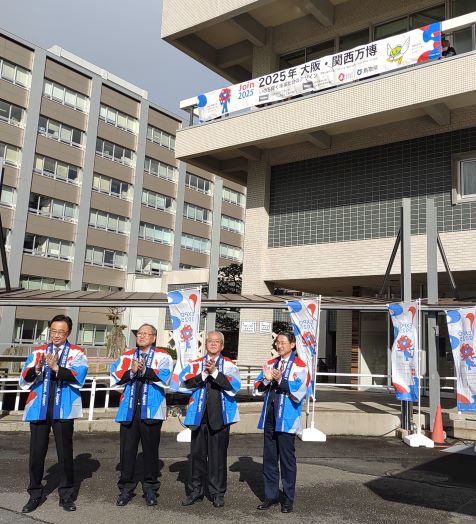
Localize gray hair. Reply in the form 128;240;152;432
137;323;157;336
206;331;224;344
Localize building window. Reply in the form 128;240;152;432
29;194;77;222
0;142;21;167
23;234;73;261
144;157;178;182
222;187;246;207
280;39;335;68
183;202;212;223
20;275;69;291
82;282;121;292
221;214;244;234
219;243;243;261
89;209;129;234
99;104;138;134
181;233;210;254
454;153;476;203
0;99;23;126
141;188;175;213
136;256;170;276
139;222;173;245
92;173;131;200
96;138;135;167
146;125;176;150
85;245;126;269
33;154;80;185
14;319;48;343
43;79;89;112
0;185;16;208
179;263;199;270
339;28;369;52
185;172;213;195
38;116;84;147
78;323;112;346
0;58;30;88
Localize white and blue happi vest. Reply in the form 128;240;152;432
111;347;173;422
19;343;88;421
178;355;241;428
254;353;309;434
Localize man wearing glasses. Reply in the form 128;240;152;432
110;324;173;507
179;331;240;508
19;314;89;513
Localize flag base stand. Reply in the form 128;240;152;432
403;431;434;448
176;429;191;443
299;423;327;442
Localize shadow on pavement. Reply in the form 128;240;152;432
44;452;100;499
229;456;264;502
169;456;190;495
365;451;476;516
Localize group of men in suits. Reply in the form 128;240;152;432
19;314;309;515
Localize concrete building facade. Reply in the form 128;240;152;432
0;29;246;348
162;1;476;379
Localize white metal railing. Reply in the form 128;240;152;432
0;370;457;421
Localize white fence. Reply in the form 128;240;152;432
0;370;457;422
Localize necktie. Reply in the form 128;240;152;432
280;359;286;374
55;346;61;360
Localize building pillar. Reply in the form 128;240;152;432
0;49;46;349
237;154;274;365
252;28;277;77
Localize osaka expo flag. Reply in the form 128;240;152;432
286;298;320;398
388;302;419;402
168;288;201;392
446;308;476;412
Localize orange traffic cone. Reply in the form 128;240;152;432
431;404;448;448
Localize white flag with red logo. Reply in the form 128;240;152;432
168;288;201;392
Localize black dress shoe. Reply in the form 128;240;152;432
257;499;279;510
212;496;224;508
145;493;157;506
116;493;132;507
181;494;203;506
59;500;76;512
22;497;42;513
281;502;293;513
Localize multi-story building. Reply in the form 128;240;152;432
162;1;476;378
0;29;246;348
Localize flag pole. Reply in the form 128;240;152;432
403;298;434;447
300;295;326;442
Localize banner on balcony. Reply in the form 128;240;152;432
197;22;441;122
168;287;201;392
286;297;320;398
388;302;419;402
446;308;476;412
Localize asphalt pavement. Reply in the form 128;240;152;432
0;432;475;524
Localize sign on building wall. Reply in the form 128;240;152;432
197;23;441;122
446;308;476;412
168;288;201;391
240;321;257;333
388;302;419;402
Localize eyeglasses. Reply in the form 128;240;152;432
207;339;222;345
137;332;154;337
50;330;68;336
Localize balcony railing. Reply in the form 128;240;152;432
180;12;476;127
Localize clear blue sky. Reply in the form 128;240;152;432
1;0;225;117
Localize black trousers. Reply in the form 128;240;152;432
118;407;162;495
263;404;297;502
189;421;230;498
28;419;75;501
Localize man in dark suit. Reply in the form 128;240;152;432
19;314;88;513
179;331;241;508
